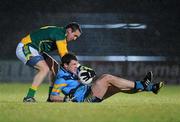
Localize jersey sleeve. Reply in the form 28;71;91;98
51;78;67;96
56;39;68;57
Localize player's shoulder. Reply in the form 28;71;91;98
56;67;70;77
49;26;66;40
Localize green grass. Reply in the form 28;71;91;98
0;83;180;122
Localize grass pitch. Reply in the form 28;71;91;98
0;83;180;122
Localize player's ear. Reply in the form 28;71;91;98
64;63;68;69
66;28;72;33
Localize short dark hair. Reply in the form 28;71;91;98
65;22;82;33
61;53;78;65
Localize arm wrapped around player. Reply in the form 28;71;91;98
77;65;96;85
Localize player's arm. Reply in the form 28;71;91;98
50;95;64;102
50;95;70;102
56;39;68;57
50;79;68;102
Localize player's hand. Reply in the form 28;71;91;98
63;96;71;102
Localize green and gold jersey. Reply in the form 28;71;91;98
21;26;68;57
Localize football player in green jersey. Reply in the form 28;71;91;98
16;22;82;102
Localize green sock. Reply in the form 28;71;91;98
26;88;36;98
48;86;53;97
49;86;53;94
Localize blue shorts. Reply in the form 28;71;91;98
26;55;44;67
72;85;91;102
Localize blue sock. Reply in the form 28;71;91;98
134;81;144;91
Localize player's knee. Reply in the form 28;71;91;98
102;74;117;85
95;80;107;88
96;74;112;86
102;74;114;81
39;64;50;75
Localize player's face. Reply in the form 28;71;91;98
65;60;79;75
66;28;81;42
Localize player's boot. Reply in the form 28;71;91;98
46;97;52;102
23;97;36;102
142;71;153;89
152;81;164;94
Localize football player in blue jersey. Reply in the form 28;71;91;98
50;53;164;102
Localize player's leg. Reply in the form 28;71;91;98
104;71;153;93
91;74;134;100
83;75;119;102
91;71;153;100
16;43;50;102
23;58;50;102
46;72;55;102
42;52;59;77
102;72;164;95
42;52;59;102
102;85;121;99
136;71;164;94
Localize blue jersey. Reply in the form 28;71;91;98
51;66;91;102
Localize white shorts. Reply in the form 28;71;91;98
16;42;41;64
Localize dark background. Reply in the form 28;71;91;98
0;0;180;59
